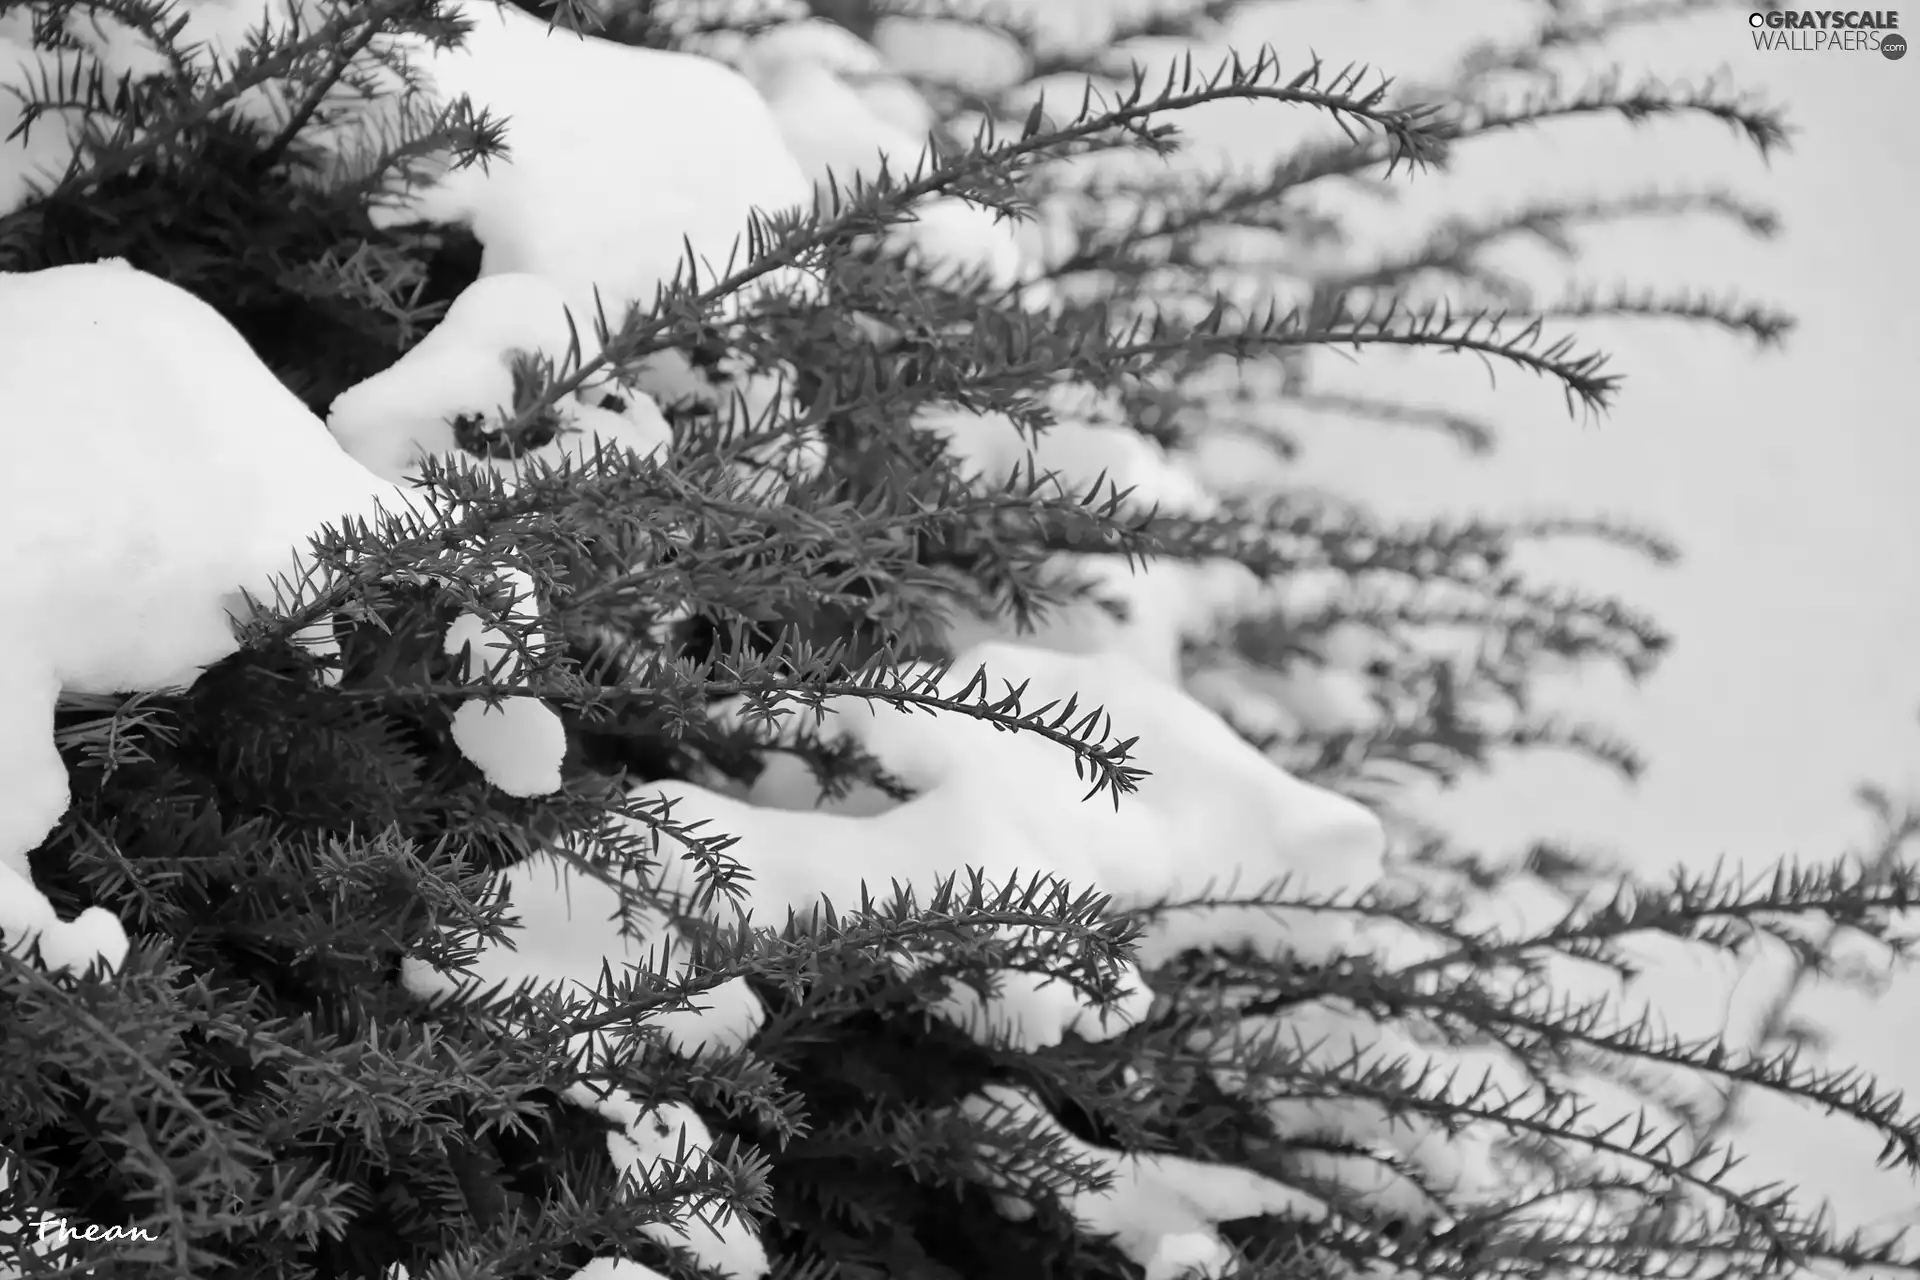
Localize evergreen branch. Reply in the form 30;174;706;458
1534;285;1794;346
1536;0;1757;55
1047;78;1787;275
849;291;1620;428
1211;1028;1812;1259
1313;188;1780;296
1399;856;1920;979
1;0;440;220
1644;790;1920;1230
676;643;1150;803
1460;72;1788;159
482;48;1451;434
544;873;1137;1040
1504;513;1682;564
250;11;386;170
1264;389;1499;454
1244;965;1920;1171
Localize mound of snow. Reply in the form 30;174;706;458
562;1260;671;1280
963;1084;1326;1280
634;641;1385;1048
566;1083;770;1279
737;20;1024;289
328;274;672;484
0;860;129;977
0;0;412;213
915;398;1260;678
0;260;564;882
379;1;816;324
0;260;399;879
401;847;765;1060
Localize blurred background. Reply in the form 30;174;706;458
1210;0;1920;1227
891;0;1920;1228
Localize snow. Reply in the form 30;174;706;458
1186;619;1393;740
377;1;816;327
943;553;1258;684
737;19;931;135
0;15;82;213
0;860;129;977
0;259;565;888
385;1090;760;1280
0;0;420;214
1187;431;1296;503
562;1259;670;1280
753;19;937;138
0;259;397;881
403;844;769;1275
646;0;804;54
401;847;765;1059
4;0;829;452
327;274;672;485
1201;998;1503;1217
565;1082;770;1280
1176;0;1920;1226
321;264;817;512
891;942;1152;1050
356;1;828;485
446;698;566;797
912;398;1260;679
639;639;1385;1049
440;567;567;796
914;396;1218;518
0;3;1439;1264
735;21;1025;289
963;1084;1327;1280
749;55;930;193
871;16;1028;97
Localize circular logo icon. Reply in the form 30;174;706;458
1885;33;1908;60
